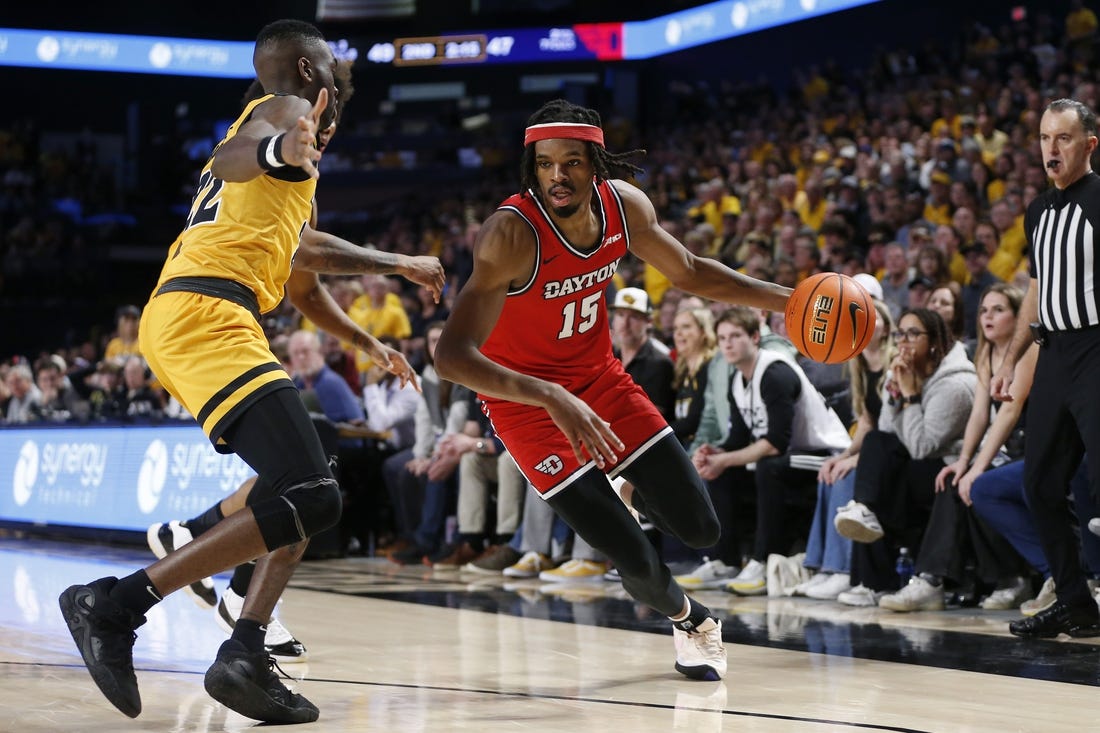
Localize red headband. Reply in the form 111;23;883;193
524;122;605;147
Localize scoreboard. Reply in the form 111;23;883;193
368;24;624;67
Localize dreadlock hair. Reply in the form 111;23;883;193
519;99;646;193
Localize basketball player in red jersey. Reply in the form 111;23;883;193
435;99;791;680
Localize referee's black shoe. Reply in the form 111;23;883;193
1009;600;1100;638
58;577;146;718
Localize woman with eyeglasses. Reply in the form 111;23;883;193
870;286;1032;612
832;308;977;608
794;299;897;601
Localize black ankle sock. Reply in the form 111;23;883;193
672;597;713;632
184;503;225;538
232;618;267;654
229;562;255;596
109;569;162;616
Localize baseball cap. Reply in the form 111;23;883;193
117;304;141;319
611;287;651;314
852;273;884;301
909;275;936;290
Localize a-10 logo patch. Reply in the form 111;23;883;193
810;294;835;345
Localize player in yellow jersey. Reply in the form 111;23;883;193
145;60;445;664
58;20;419;724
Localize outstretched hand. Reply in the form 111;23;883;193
279;88;328;180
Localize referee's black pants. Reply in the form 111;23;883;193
1025;327;1100;615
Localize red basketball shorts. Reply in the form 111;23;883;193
483;366;672;498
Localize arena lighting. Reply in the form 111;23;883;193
0;1;882;76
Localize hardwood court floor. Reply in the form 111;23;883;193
1;536;1097;732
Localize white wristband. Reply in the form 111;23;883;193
264;134;286;168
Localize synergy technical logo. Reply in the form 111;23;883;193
12;440;38;506
137;440;169;514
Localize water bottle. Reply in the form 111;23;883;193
896;547;914;586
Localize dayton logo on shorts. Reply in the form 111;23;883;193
533;454;564;475
810;294;835;346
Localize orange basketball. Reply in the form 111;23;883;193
785;272;876;364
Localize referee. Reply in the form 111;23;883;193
992;98;1100;638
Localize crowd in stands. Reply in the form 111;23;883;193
3;4;1100;616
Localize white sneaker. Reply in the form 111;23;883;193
833;500;884;543
146;521;216;609
724;558;766;595
216;586;308;663
792;572;830;596
980;576;1031;610
766;553;811;597
673;617;727;680
1020;577;1057;617
878;576;945;612
805;573;853;600
1089;518;1100;537
674;558;738;590
837;584;885;607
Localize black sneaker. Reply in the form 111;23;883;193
204;639;319;723
1009;600;1100;638
58;576;146;718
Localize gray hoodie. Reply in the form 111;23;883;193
879;341;976;462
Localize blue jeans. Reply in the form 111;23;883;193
413;476;456;551
970;458;1100;577
803;473;855;574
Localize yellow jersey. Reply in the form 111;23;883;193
155;94;317;314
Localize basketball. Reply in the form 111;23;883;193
785;272;876;364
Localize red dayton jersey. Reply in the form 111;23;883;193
480;179;630;394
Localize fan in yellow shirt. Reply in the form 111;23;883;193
349;274;412;374
103;305;142;365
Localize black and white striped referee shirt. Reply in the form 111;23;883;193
1028;171;1100;331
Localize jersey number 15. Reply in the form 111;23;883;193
557;292;602;339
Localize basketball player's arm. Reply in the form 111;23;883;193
613;181;791;311
210;90;328;182
295;226;445;302
991;276;1038;400
434;211;625;467
285;268;419;392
